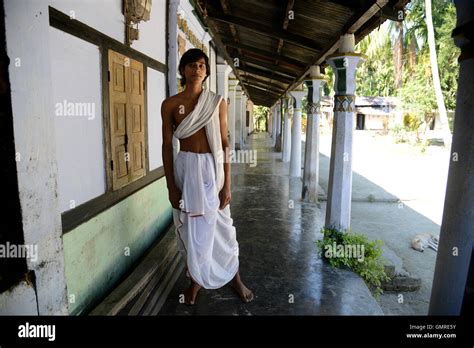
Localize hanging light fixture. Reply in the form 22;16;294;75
124;0;153;45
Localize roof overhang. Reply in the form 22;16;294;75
192;0;410;106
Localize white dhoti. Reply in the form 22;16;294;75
172;151;239;289
171;89;240;290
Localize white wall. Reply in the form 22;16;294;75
0;281;38;315
49;0;124;42
148;68;167;170
5;0;69;315
131;0;167;63
3;0;170;314
49;0;167;64
50;27;106;213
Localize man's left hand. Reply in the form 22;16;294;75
219;186;231;210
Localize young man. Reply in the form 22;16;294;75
161;48;254;305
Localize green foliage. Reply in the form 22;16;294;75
391;124;410;143
348;0;459;122
356;23;396;97
400;0;459;115
403;113;423;131
253;105;269;132
316;227;389;297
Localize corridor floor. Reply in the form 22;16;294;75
159;133;382;315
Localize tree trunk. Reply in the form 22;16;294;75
425;0;452;147
394;21;403;89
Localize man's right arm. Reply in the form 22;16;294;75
161;99;181;208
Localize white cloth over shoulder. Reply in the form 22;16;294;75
171;89;239;289
173;88;225;192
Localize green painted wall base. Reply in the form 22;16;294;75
63;177;172;315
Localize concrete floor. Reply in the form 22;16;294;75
159;133;383;315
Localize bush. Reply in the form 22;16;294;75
391;124;409;143
316;227;389;297
403;113;423;131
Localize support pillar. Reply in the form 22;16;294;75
234;86;242;150
271;106;277;146
216;64;232;103
290;87;305;177
275;102;282;152
303;66;326;202
282;96;292;162
325;34;365;230
241;94;248;146
167;0;179;97
429;0;474;315
228;79;238;151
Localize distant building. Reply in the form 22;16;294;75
321;96;401;130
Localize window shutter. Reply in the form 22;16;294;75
128;59;146;182
108;49;130;190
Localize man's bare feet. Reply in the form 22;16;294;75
184;280;201;305
231;271;254;303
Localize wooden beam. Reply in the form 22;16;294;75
282;0;295;30
207;12;322;52
223;40;307;68
347;0;389;34
283;0;390;99
232;54;300;77
244;85;281;98
242;81;285;95
243;75;287;90
236;66;294;83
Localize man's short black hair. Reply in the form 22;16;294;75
178;48;210;87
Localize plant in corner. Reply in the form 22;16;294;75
315;227;389;297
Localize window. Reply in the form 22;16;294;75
108;49;146;190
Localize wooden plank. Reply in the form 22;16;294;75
128;244;178;315
149;255;184;315
89;224;178;315
207;12;321;52
242;79;286;93
223;41;307;68
236;66;293;83
150;257;185;315
232;53;300;77
243;83;283;96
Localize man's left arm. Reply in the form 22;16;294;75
218;98;231;209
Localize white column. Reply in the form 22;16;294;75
325;34;365;230
234;87;243;150
216;64;232;101
228;79;238;152
247;99;253;135
429;0;474;315
271;107;277;146
275;102;282;151
167;0;180;97
290;88;305;177
282;97;292;162
268;107;273;137
302;66;326;203
241;93;248;146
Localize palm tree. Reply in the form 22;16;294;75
424;0;452;147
